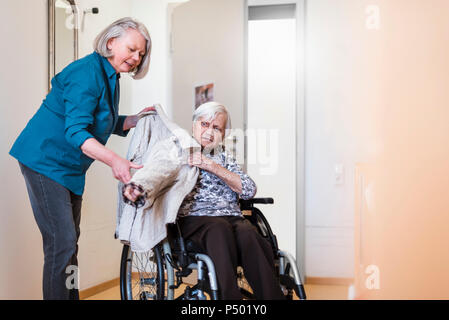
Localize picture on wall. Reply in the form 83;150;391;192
194;83;214;108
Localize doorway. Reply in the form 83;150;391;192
245;1;305;280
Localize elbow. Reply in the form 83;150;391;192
65;126;95;151
239;179;257;200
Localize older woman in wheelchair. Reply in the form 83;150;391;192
121;102;305;300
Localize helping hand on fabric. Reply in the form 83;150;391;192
123;106;156;131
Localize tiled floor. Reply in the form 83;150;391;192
84;283;349;300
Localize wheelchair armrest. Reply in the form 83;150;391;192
252;198;274;204
239;197;274;210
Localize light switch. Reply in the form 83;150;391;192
335;164;344;185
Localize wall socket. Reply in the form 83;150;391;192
335;164;344;185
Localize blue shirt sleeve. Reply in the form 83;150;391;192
62;64;99;149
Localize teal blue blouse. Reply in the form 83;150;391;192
9;51;129;196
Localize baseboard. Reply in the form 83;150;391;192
305;277;353;286
80;275;353;299
79;277;120;300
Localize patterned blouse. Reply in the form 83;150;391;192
177;151;257;218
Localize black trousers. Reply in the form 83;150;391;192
19;162;82;300
178;215;284;300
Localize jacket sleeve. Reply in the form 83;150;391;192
129;138;181;203
223;152;257;200
62;64;99;149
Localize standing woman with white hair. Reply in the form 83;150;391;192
9;17;153;300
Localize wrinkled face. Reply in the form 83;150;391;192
107;28;146;74
192;113;227;149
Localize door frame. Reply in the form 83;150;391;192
243;0;306;282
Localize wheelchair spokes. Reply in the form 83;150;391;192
120;244;165;300
132;251;158;300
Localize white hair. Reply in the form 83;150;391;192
93;17;151;80
193;102;232;138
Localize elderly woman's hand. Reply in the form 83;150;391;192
123;182;144;203
123;106;156;131
188;152;217;173
188;151;243;194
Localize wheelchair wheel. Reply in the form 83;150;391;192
120;244;165;300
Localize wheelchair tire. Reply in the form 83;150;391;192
120;244;165;300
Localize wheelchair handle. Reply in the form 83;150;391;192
252;197;274;204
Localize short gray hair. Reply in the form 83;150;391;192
94;17;151;80
193;102;232;137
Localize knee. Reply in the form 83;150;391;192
236;221;260;243
236;224;273;256
54;230;78;259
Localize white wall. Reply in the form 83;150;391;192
303;0;368;279
129;0;173;117
302;0;395;280
170;0;245;133
0;0;48;299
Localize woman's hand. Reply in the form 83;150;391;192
80;138;144;184
188;152;217;173
111;156;143;184
123;106;156;131
123;183;144;203
189;151;243;194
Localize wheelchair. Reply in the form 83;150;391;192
119;197;307;300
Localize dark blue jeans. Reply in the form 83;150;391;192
19;162;82;300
